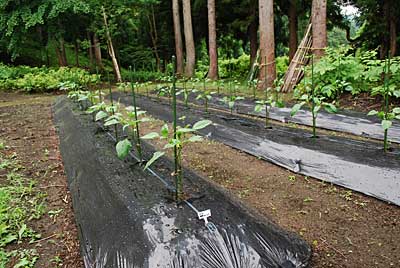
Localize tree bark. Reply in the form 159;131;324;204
388;0;397;57
87;32;94;69
207;0;218;80
390;16;396;57
288;0;298;62
182;0;196;78
56;37;68;67
102;6;122;82
74;39;79;67
311;0;327;59
258;0;276;89
248;18;258;68
172;0;184;75
93;33;104;70
147;5;161;71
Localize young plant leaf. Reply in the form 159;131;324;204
144;151;165;170
104;118;119;126
193;120;212;130
116;139;132;159
382;120;392;130
291;103;304;116
324;103;337;113
161;124;169;138
367;110;378;116
141;132;160;139
188;135;203;142
95;111;108;121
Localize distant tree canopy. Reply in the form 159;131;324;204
0;0;397;73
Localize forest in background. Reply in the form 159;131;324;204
0;0;398;85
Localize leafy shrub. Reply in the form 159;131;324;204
307;46;400;100
121;69;163;82
0;64;99;93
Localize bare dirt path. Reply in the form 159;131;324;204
0;92;82;267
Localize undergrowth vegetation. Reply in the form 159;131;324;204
0;142;46;267
0;64;99;93
309;46;400;100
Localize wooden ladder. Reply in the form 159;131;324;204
281;23;312;92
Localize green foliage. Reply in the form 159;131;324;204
0;64;99;93
308;46;400;99
0;146;45;267
367;57;400;151
221;95;244;114
141;120;212;170
121;69;163;82
292;56;337;138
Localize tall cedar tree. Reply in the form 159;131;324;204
182;0;196;77
172;0;184;75
311;0;327;59
207;0;218;80
259;0;276;89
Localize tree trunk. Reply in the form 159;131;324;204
55;45;63;66
207;0;218;80
93;33;104;70
248;18;258;68
380;0;389;59
182;0;196;78
387;0;397;57
147;5;161;71
258;0;276;89
390;16;396;57
172;0;184;75
74;39;79;67
102;6;122;82
87;32;94;69
288;0;298;62
311;0;327;59
56;37;68;66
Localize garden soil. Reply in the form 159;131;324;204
53;97;311;267
0;92;82;267
114;92;400;206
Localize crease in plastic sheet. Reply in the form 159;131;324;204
53;97;311;268
115;93;400;206
171;91;400;143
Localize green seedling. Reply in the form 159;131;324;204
177;79;191;108
195;90;216;113
367;55;400;152
141;120;212;201
248;79;258;100
221;95;244;114
117;82;129;93
115;106;150;162
254;85;284;128
142;56;212;201
115;68;151;162
155;85;171;103
291;55;337;139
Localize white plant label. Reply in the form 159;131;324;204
198;209;211;225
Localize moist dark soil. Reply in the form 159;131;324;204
111;92;400;268
0;92;82;267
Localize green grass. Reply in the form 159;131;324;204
0;143;46;267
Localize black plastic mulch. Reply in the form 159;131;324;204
114;92;400;206
168;90;400;143
53;97;311;268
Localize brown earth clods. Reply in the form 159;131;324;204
0;92;82;267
